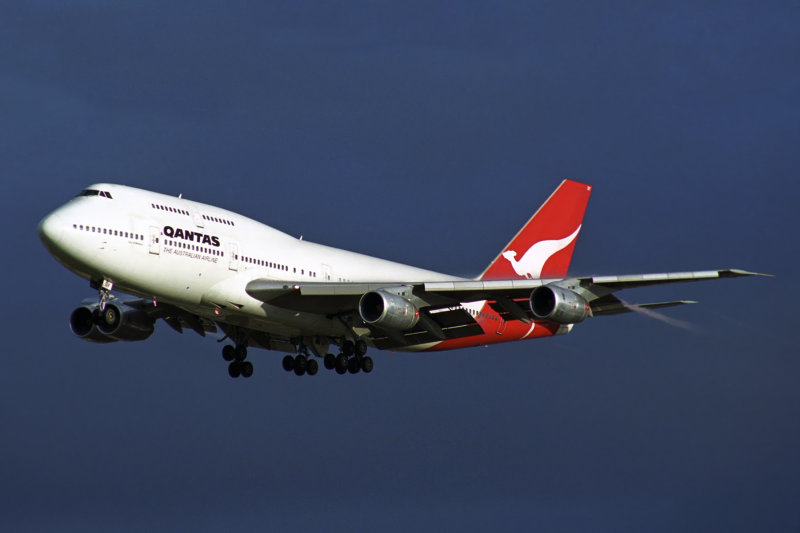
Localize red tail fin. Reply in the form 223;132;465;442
479;179;592;280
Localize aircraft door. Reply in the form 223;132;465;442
189;205;204;228
149;226;161;255
496;317;507;335
228;242;239;271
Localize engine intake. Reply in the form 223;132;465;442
529;285;589;324
359;290;420;331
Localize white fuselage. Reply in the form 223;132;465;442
39;184;463;342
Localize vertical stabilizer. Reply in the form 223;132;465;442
479;179;592;280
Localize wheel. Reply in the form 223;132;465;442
228;361;241;378
294;355;307;376
101;307;118;328
347;357;360;374
360;356;373;373
354;339;368;357
342;340;355;356
335;354;348;373
241;361;254;378
222;345;235;362
307;359;319;376
324;353;336;370
234;345;248;361
282;355;295;371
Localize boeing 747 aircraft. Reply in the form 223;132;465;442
38;180;762;378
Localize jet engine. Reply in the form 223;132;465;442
69;302;155;342
359;290;420;331
529;285;589;324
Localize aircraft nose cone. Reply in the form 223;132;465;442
38;212;65;249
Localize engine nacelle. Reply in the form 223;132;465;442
359;290;420;331
529;285;589;324
70;305;118;343
95;302;155;341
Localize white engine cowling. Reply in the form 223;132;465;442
359;290;420;331
529;285;589;324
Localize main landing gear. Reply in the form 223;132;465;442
281;353;319;376
222;344;253;378
281;338;372;377
221;338;373;379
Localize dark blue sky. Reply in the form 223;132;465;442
2;2;798;531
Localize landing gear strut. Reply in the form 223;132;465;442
89;278;114;311
87;278;117;330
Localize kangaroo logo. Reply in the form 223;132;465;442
501;225;581;279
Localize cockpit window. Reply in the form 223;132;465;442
77;189;113;199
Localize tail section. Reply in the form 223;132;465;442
479;179;592;280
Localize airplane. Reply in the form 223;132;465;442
37;179;763;379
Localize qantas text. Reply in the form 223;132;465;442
163;226;221;247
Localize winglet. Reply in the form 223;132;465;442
479;179;592;280
718;269;774;278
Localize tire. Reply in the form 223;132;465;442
307;359;319;376
241;361;254;378
360;356;374;373
294;355;307;376
335;354;348;373
347;357;360;374
228;362;241;378
282;355;295;371
102;307;118;328
234;345;248;362
342;340;355;356
222;345;235;362
324;353;336;370
354;340;368;357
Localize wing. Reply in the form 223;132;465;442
245;280;483;345
423;269;768;317
245;269;767;345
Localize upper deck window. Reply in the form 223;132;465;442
77;189;113;199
